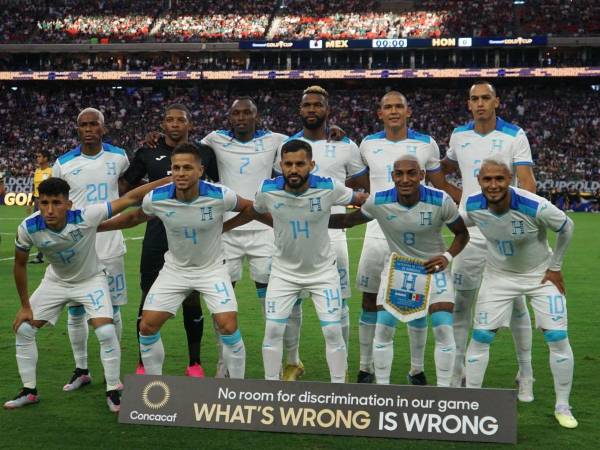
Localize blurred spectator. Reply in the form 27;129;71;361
0;83;598;195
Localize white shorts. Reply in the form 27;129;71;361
473;269;567;331
376;255;455;307
265;268;343;324
331;233;351;299
102;255;128;306
31;273;113;325
223;229;274;284
451;232;486;291
144;262;238;316
356;236;391;294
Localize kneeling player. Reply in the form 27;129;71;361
100;143;252;378
463;159;577;428
330;156;469;386
4;176;164;412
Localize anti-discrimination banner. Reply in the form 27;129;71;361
119;375;517;444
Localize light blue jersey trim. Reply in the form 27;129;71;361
106;201;113;219
359;311;377;324
466;193;488;211
513;161;533;166
308;174;334;190
374;187;397;205
407;129;432;144
151;183;176;202
348;167;368;179
509;188;538;218
261;177;285;192
495;117;520;137
102;143;127;157
363;131;386;141
453;122;475;134
199;180;224;199
419;185;443;207
57;148;81;165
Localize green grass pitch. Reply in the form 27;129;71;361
0;206;598;449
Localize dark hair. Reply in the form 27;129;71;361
281;139;312;159
172;142;204;164
38;177;70;197
36;149;51;160
165;103;192;121
470;80;497;96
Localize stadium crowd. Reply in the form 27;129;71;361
0;0;598;43
0;84;598;190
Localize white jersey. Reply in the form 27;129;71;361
359;129;441;238
253;175;354;280
276;131;367;241
52;143;129;259
463;187;568;275
361;185;460;260
15;203;111;283
201;129;287;231
141;181;238;270
446;117;533;212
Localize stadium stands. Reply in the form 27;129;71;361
1;84;597;186
0;0;598;43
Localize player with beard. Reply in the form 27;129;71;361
120;104;219;377
273;86;369;381
224;139;368;382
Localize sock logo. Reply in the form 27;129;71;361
142;380;171;410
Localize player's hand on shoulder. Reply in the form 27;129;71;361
352;191;369;206
542;269;566;295
13;307;33;333
142;131;163;149
424;255;449;274
328;125;346;142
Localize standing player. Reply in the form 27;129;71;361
29;150;53;264
52;108;129;391
329;156;469;386
121;103;219;377
441;81;537;396
273;86;369;381
224;139;367;382
463;159;576;428
4;176;165;411
200;97;287;377
99;143;249;378
357;91;461;384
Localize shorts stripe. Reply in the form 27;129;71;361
431;311;453;327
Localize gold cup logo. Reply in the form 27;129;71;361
142;381;171;409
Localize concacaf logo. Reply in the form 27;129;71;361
142;380;171;409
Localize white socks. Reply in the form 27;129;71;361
67;305;89;370
431;311;456;387
139;332;165;375
263;319;287;380
284;300;302;366
545;331;574;408
373;311;397;384
221;330;246;379
95;324;121;391
15;322;38;389
321;323;347;383
112;306;122;342
408;316;428;375
341;299;350;354
465;329;495;388
510;296;533;379
358;310;377;372
452;289;477;384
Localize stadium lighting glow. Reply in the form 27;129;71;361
513;0;525;4
10;86;17;91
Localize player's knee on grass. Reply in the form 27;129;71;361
362;292;378;311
